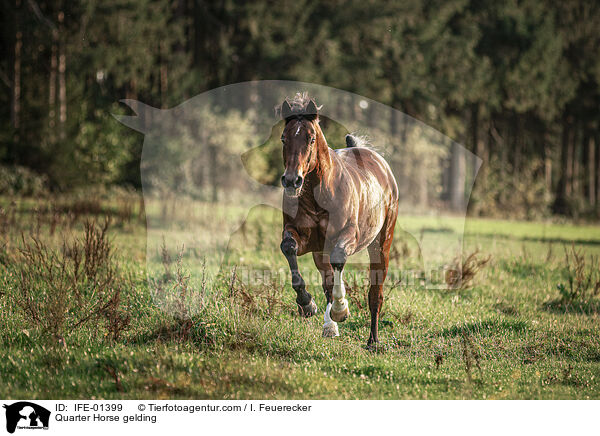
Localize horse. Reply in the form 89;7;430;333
278;94;399;346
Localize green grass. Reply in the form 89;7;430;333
1;197;600;399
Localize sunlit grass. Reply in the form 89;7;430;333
1;197;600;399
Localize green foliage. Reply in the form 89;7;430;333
1;0;600;218
52;103;137;188
141;106;255;200
471;158;553;219
0;165;48;196
554;245;600;306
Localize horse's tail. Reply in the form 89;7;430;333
345;134;358;148
345;134;373;150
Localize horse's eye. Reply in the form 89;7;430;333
310;137;315;144
281;135;285;143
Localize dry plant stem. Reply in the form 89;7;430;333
11;219;129;345
446;249;491;289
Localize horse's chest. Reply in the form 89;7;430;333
293;208;324;231
318;215;329;237
296;208;329;238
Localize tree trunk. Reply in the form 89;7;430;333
160;42;168;108
390;96;406;199
583;131;595;205
572;125;580;198
544;145;552;198
512;113;522;172
589;136;596;206
596;132;600;210
559;116;572;198
417;157;428;208
470;104;485;215
126;78;137;100
58;11;67;140
474;110;488;166
449;142;465;211
11;20;22;141
553;115;572;214
390;102;399;138
49;28;58;134
209;145;218;202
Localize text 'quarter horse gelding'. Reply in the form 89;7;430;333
278;94;399;346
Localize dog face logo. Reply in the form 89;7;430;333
3;402;50;434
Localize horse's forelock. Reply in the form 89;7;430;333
284;113;318;124
279;92;321;121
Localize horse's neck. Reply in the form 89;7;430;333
314;126;335;180
301;128;339;205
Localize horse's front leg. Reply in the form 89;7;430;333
280;229;317;317
312;252;339;337
328;229;357;324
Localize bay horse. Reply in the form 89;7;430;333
279;94;399;346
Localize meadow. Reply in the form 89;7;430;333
1;193;600;400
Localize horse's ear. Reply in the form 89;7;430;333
306;99;318;116
281;100;292;119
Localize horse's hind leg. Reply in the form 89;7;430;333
312;252;339;337
281;229;317;317
366;217;396;346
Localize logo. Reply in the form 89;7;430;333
3;402;50;434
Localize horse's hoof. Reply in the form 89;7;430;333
322;321;339;337
365;343;379;352
298;299;318;318
330;299;350;322
366;337;379;350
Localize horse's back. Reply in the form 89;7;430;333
335;145;398;205
334;145;398;251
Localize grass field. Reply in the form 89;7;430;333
1;195;600;399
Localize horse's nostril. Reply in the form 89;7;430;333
281;174;302;189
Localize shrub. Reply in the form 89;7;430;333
0;164;48;196
555;244;600;304
8;219;130;345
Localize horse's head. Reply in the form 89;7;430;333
279;96;321;197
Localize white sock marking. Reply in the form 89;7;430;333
323;302;339;337
324;302;333;323
333;270;346;303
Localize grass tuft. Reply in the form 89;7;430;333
7;219;130;345
445;249;491;289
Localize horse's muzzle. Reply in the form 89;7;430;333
281;173;303;196
284;186;302;197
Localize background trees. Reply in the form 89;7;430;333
0;0;599;218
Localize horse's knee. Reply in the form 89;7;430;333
330;245;347;271
291;271;306;289
280;236;297;257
